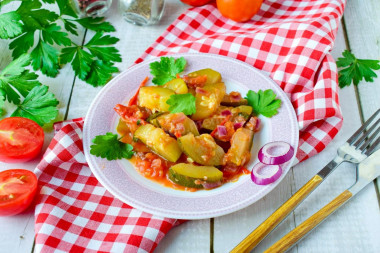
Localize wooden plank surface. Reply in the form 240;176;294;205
213;0;380;250
0;2;85;252
292;20;380;253
343;0;380;193
1;0;379;252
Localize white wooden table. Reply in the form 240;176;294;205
1;0;380;252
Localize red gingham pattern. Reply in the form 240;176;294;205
34;119;182;252
35;1;345;252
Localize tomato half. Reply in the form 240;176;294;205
0;117;44;163
216;0;263;22
180;0;213;7
0;169;38;216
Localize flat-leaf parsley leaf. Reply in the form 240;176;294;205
337;50;380;88
245;89;281;118
166;93;196;115
11;85;59;126
150;57;187;85
0;11;23;39
90;133;134;160
0;54;41;104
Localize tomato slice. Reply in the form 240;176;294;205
0;117;44;163
0;169;38;216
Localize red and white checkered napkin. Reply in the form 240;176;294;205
34;119;184;252
34;1;345;252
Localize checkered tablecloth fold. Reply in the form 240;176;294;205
34;119;179;253
34;1;345;252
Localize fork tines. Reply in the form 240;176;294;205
347;109;380;155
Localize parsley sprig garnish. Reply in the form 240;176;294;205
166;93;196;115
150;57;187;85
337;50;380;88
246;89;281;118
90;133;135;160
1;0;121;87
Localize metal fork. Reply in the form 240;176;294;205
265;139;380;253
231;108;380;253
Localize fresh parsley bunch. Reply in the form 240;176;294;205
0;0;121;87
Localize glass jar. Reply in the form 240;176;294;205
71;0;113;17
119;0;165;26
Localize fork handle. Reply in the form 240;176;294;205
231;175;324;253
264;190;353;253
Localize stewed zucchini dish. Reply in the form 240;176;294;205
90;57;282;191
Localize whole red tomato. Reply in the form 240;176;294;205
180;0;213;7
0;117;44;163
216;0;263;22
0;169;38;216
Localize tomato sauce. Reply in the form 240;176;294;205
117;113;248;191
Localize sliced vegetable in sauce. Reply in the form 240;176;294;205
91;56;285;191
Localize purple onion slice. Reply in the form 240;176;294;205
251;163;282;185
258;141;294;165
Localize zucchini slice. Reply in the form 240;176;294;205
201;116;225;131
138;86;174;112
163;78;188;94
231;105;253;116
134;124;182;162
178;133;225;166
188;68;222;85
201;105;252;131
146;112;167;127
225;128;254;166
221;94;248;106
169;163;223;188
192;82;226;120
156;113;199;136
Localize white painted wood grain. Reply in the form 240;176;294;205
154;220;210;253
213;13;380;253
213;172;297;253
343;0;380;193
1;0;380;252
0;2;85;252
275;16;380;253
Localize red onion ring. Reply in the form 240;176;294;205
251;163;282;185
258;141;294;165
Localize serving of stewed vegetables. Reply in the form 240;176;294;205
113;64;262;191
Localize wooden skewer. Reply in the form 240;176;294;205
231;175;323;253
264;190;353;253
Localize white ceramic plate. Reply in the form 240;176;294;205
83;53;298;219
